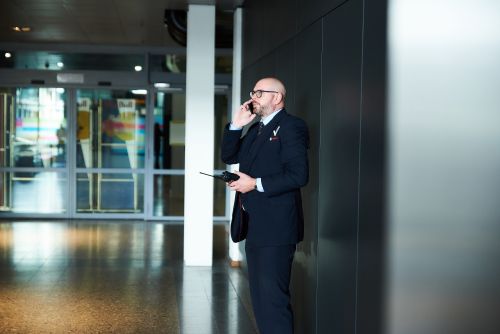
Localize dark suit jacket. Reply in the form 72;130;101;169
221;109;309;247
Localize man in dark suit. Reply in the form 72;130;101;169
221;77;309;334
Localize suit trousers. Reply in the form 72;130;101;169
245;244;296;334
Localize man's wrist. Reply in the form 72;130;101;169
229;122;243;130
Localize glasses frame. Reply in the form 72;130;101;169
249;90;279;98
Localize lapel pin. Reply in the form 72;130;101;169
273;126;280;136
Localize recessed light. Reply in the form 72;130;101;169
131;89;147;95
4;52;12;58
57;62;64;68
12;26;31;32
154;83;170;88
134;65;142;72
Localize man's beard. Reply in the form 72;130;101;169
254;103;272;117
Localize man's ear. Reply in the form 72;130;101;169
275;92;283;104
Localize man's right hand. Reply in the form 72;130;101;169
232;99;257;128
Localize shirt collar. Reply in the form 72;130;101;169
260;108;282;126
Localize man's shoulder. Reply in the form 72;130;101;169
280;111;307;129
279;111;309;147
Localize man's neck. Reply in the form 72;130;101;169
262;106;283;118
261;108;283;125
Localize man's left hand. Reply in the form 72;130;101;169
227;171;256;194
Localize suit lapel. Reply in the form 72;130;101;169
243;121;259;152
245;109;287;169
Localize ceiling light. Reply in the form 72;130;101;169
134;65;142;72
4;52;12;58
57;62;64;68
12;26;31;32
131;89;147;95
154;83;170;88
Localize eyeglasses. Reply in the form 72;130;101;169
249;90;278;98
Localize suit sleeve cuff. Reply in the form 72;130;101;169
229;123;243;131
256;178;264;192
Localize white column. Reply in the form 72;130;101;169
228;8;244;264
184;4;215;266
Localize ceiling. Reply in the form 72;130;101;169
0;0;244;48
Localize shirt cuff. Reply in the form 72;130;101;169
256;178;264;192
229;123;243;131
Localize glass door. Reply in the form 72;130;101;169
0;90;13;211
0;87;68;215
74;89;146;216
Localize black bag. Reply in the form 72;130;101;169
230;192;248;242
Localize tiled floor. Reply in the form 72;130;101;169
0;221;258;334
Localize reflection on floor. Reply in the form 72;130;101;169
0;222;257;334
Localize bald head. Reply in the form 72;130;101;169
256;77;286;99
252;77;286;117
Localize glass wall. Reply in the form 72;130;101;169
151;90;230;218
0;85;231;220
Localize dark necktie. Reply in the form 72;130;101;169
257;121;264;135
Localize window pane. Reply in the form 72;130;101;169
76;90;146;169
213;178;226;217
153;92;185;169
0;172;6;210
0;87;67;168
76;173;144;213
153;175;184;216
0;172;67;213
214;94;228;169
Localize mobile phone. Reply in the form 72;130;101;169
248;102;254;114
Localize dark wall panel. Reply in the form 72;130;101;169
291;20;322;334
241;0;379;333
243;0;354;69
274;39;296;113
297;0;347;32
356;0;388;333
242;0;297;68
242;4;264;69
317;0;363;333
241;54;275;103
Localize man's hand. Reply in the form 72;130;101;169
232;100;257;128
227;171;256;194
